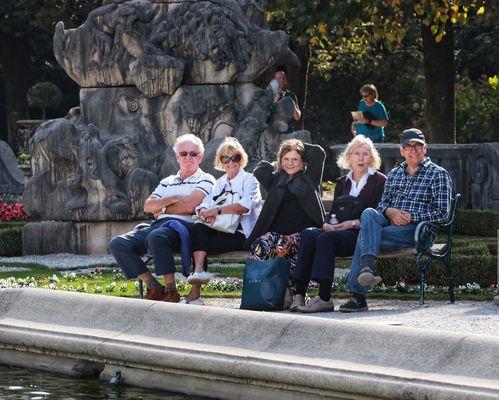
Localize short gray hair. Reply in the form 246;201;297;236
173;134;204;154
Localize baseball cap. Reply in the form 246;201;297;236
401;129;426;145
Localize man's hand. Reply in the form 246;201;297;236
386;208;412;226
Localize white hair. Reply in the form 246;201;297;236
173;134;204;154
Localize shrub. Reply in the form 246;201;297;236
27;81;63;119
0;226;23;257
454;209;499;237
377;254;496;288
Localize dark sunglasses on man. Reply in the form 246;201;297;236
220;154;242;164
178;151;199;157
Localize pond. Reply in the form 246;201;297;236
0;364;211;399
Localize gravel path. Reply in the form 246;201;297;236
0;254;117;269
205;298;499;338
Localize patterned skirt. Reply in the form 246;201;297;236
250;231;302;284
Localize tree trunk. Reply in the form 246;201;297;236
421;23;456;143
0;33;30;150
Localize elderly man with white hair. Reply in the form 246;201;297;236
109;134;216;303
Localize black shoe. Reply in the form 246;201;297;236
339;297;368;313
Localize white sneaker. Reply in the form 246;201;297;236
187;272;212;285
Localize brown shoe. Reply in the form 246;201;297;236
144;285;165;301
162;290;181;303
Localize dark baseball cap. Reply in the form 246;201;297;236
401;128;426;145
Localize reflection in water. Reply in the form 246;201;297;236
0;365;210;399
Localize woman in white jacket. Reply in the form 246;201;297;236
183;137;262;304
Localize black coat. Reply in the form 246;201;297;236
246;143;326;245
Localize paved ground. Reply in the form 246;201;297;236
205;298;499;338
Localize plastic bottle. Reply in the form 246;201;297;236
329;214;339;225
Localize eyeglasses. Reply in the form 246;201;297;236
220;154;242;164
178;151;199;157
402;143;424;152
351;151;371;159
361;93;371;98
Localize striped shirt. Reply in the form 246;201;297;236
151;168;216;222
377;157;452;225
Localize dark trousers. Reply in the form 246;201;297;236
190;223;246;254
294;227;359;284
108;218;192;279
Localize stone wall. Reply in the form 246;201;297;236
331;142;499;211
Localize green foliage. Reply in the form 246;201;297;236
455;75;499;143
16;152;31;164
377;254;496;288
454;208;499;236
27;82;63;118
0;226;23;257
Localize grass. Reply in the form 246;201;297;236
0;262;496;301
0;233;496;301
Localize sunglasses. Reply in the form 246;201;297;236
361;94;371;98
220;154;242;164
178;151;199;157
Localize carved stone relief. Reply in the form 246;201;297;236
24;0;304;222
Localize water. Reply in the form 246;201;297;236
0;365;210;399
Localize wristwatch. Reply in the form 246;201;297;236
351;220;356;228
217;206;222;215
161;206;168;214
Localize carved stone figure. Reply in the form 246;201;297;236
469;143;499;211
24;0;304;224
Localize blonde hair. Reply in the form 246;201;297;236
360;83;378;99
214;137;249;171
276;139;305;166
337;135;381;170
173;134;204;154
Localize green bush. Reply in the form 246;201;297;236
454;209;499;237
0;222;27;230
377;254;496;287
455;75;498;143
0;226;23;257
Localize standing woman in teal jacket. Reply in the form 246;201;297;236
352;83;389;143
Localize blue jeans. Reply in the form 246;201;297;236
345;208;417;295
109;218;192;279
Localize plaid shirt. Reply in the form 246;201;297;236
377;157;452;225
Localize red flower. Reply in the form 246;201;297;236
0;197;30;222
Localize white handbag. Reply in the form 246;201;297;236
195;190;242;234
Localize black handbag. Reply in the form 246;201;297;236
330;195;364;223
240;257;290;311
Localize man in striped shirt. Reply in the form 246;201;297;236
340;128;452;312
109;134;215;303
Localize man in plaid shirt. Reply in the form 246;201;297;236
340;128;452;312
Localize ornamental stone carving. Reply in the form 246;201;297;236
23;0;303;222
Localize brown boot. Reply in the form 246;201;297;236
144;285;165;301
162;290;181;303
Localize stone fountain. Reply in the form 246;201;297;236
22;0;304;254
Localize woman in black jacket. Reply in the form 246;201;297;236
248;139;326;287
291;135;386;313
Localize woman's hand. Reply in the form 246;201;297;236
322;223;335;231
198;208;217;220
324;220;358;231
204;216;215;225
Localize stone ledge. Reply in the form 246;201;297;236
0;289;498;400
